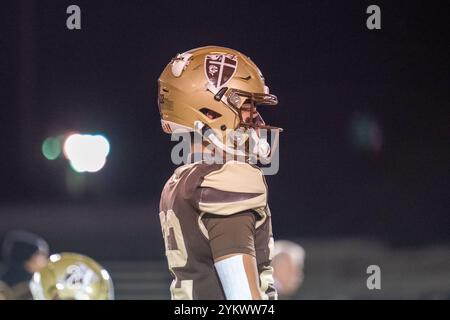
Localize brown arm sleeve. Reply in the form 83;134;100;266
202;211;257;261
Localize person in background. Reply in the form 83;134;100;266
272;240;305;299
0;230;49;300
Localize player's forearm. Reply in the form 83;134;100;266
214;253;261;300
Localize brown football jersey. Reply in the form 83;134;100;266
159;160;277;300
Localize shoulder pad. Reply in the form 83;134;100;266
198;161;267;215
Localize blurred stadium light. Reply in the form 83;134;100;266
350;112;383;153
63;133;110;173
41;136;61;160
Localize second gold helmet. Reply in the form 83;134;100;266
29;252;114;300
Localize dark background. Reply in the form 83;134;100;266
0;0;448;260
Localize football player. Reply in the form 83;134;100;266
157;46;281;300
29;252;114;300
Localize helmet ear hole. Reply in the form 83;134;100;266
199;108;222;120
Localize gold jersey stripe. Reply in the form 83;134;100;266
201;161;266;194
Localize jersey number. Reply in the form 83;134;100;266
159;209;192;299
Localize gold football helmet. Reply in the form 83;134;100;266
29;252;114;300
158;46;281;161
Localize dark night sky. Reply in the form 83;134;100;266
0;0;448;246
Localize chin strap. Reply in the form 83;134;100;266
194;121;274;161
194;121;247;157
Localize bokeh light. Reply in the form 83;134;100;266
63;133;110;173
350;112;383;153
42;137;62;160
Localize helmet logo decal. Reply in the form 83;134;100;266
205;54;238;89
60;263;98;291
